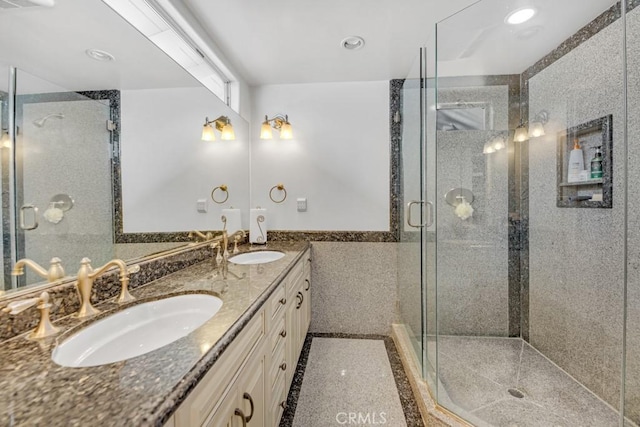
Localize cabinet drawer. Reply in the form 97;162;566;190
303;249;312;277
175;310;265;427
270;316;286;355
269;337;287;390
286;260;304;298
269;284;287;321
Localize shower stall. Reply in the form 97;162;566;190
397;0;639;425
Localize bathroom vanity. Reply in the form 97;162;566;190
0;242;311;426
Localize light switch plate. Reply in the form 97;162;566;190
297;198;307;212
197;199;208;213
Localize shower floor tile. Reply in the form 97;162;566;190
437;336;625;427
291;338;407;427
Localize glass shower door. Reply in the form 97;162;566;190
397;50;428;378
2;68;115;289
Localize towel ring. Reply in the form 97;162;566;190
269;184;287;204
211;184;229;204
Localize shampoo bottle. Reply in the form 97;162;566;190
590;146;603;179
568;138;585;183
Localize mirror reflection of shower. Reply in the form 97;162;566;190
32;113;64;127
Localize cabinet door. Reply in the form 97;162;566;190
203;385;239;427
239;352;266;427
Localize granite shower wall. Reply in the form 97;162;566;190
527;9;629;412
19;99;114;284
436;85;510;336
623;2;640;423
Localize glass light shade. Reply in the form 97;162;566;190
483;141;496;154
513;124;529;142
528;121;545;138
260;122;273;139
221;123;235;140
201;124;215;141
492;137;506;151
280;122;293;140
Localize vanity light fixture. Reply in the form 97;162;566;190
202;116;235;141
260;115;293;140
505;7;536;25
528;110;549;138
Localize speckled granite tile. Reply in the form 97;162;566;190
291;338;406;427
0;241;309;426
308;242;397;335
266;230;396;243
281;334;422;427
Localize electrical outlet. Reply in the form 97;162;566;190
297;198;307;212
197;199;208;213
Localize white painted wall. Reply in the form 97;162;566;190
250;81;389;231
121;86;250;233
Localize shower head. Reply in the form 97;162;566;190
33;113;64;128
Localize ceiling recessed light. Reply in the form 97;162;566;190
505;7;536;25
340;36;365;50
85;48;115;62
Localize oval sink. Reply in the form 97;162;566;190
52;294;222;368
229;251;285;265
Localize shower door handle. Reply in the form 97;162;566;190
407;201;426;228
426;201;435;228
19;204;39;230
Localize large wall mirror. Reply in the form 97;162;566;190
0;0;249;291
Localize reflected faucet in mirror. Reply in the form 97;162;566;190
2;291;59;339
75;258;139;318
188;230;214;243
12;257;65;283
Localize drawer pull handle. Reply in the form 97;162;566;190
304;279;310;291
296;292;304;309
234;408;248;427
280;362;287;371
242;392;254;422
280;329;287;338
279;297;287;305
280;401;288;410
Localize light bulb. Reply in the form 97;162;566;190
528;121;545;138
201;124;215;141
221;123;235;140
506;7;536;25
280;121;293;140
483;141;496;154
492;137;506;151
260;122;273;140
513;124;529;142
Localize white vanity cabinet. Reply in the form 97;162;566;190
171;250;312;427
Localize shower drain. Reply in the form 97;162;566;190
508;388;525;399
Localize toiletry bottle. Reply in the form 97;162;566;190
568;138;585;183
590;146;603;179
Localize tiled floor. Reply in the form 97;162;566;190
436;336;626;427
289;337;412;427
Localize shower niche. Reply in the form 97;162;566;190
556;115;613;208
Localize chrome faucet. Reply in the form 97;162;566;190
75;258;138;318
12;257;65;282
3;291;59;339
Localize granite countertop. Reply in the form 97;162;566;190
0;241;309;426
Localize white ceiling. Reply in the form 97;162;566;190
0;0;198;92
183;0;619;85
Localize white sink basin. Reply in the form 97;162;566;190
229;251;285;265
52;294;222;368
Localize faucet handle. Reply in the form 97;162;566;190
116;264;139;305
3;296;40;315
3;292;60;339
47;257;65;281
